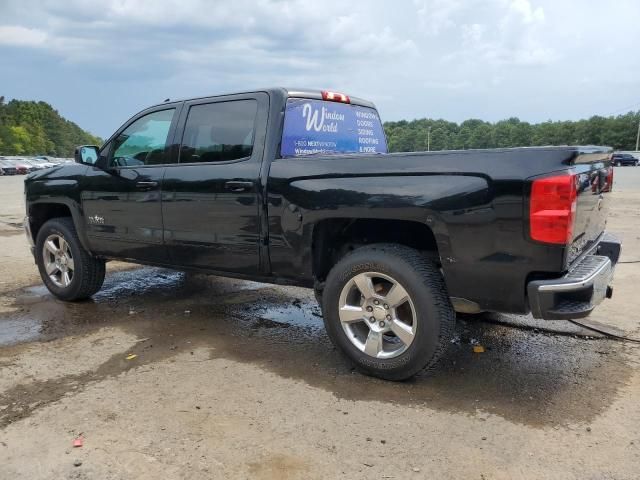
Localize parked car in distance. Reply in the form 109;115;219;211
2;159;29;174
611;153;639;166
24;87;621;381
0;160;18;175
14;158;39;173
22;159;46;171
29;158;58;168
29;158;57;169
35;155;65;165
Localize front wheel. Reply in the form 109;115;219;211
35;217;105;301
321;244;455;381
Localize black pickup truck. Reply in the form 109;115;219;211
24;88;621;380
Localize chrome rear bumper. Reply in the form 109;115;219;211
528;233;620;320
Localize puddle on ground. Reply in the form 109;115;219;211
0;267;321;347
0;266;633;428
0;316;41;345
248;300;324;330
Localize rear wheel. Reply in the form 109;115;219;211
321;244;455;381
35;217;105;301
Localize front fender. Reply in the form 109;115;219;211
25;165;92;253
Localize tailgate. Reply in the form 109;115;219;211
567;151;613;265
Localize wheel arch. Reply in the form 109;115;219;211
27;200;92;253
311;217;447;285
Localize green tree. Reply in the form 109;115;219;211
0;97;101;156
385;112;640;152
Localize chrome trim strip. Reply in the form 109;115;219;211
538;256;611;292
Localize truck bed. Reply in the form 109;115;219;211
267;145;612;313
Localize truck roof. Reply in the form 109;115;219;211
151;87;376;109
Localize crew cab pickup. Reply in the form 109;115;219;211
24;88;621;380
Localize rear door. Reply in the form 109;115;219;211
162;93;269;273
81;106;180;262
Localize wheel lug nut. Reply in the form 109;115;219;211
369;317;375;323
386;314;391;320
384;304;389;309
379;321;385;328
366;306;373;312
374;300;379;305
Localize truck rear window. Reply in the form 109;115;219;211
281;98;387;157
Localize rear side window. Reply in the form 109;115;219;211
180;100;257;163
281;98;388;157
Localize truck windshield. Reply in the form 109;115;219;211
281;98;388;157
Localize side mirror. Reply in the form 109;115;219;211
74;145;100;165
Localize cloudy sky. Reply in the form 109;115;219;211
1;0;639;138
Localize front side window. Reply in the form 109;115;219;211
180;100;257;163
111;109;175;167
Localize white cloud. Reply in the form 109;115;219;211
0;1;418;68
0;0;638;136
451;0;556;67
0;25;47;47
423;80;473;90
414;0;465;35
506;0;545;24
461;23;487;44
0;23;102;63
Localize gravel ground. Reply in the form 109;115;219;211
0;169;639;479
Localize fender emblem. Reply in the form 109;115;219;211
88;215;105;225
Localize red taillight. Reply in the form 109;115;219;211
529;173;578;245
321;90;350;103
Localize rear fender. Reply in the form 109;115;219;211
268;174;492;285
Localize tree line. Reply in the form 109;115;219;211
384;112;640;153
0;97;101;157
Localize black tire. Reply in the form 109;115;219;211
321;243;455;381
35;217;105;301
314;287;323;305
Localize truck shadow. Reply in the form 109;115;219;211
0;266;632;429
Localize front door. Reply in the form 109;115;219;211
81;106;180;262
162;94;268;274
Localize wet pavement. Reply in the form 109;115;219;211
2;174;639;479
0;266;632;429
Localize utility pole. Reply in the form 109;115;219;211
427;126;431;152
636;120;640;152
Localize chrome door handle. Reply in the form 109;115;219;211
136;181;158;190
225;181;253;192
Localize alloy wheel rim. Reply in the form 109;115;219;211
338;271;417;359
42;234;75;288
